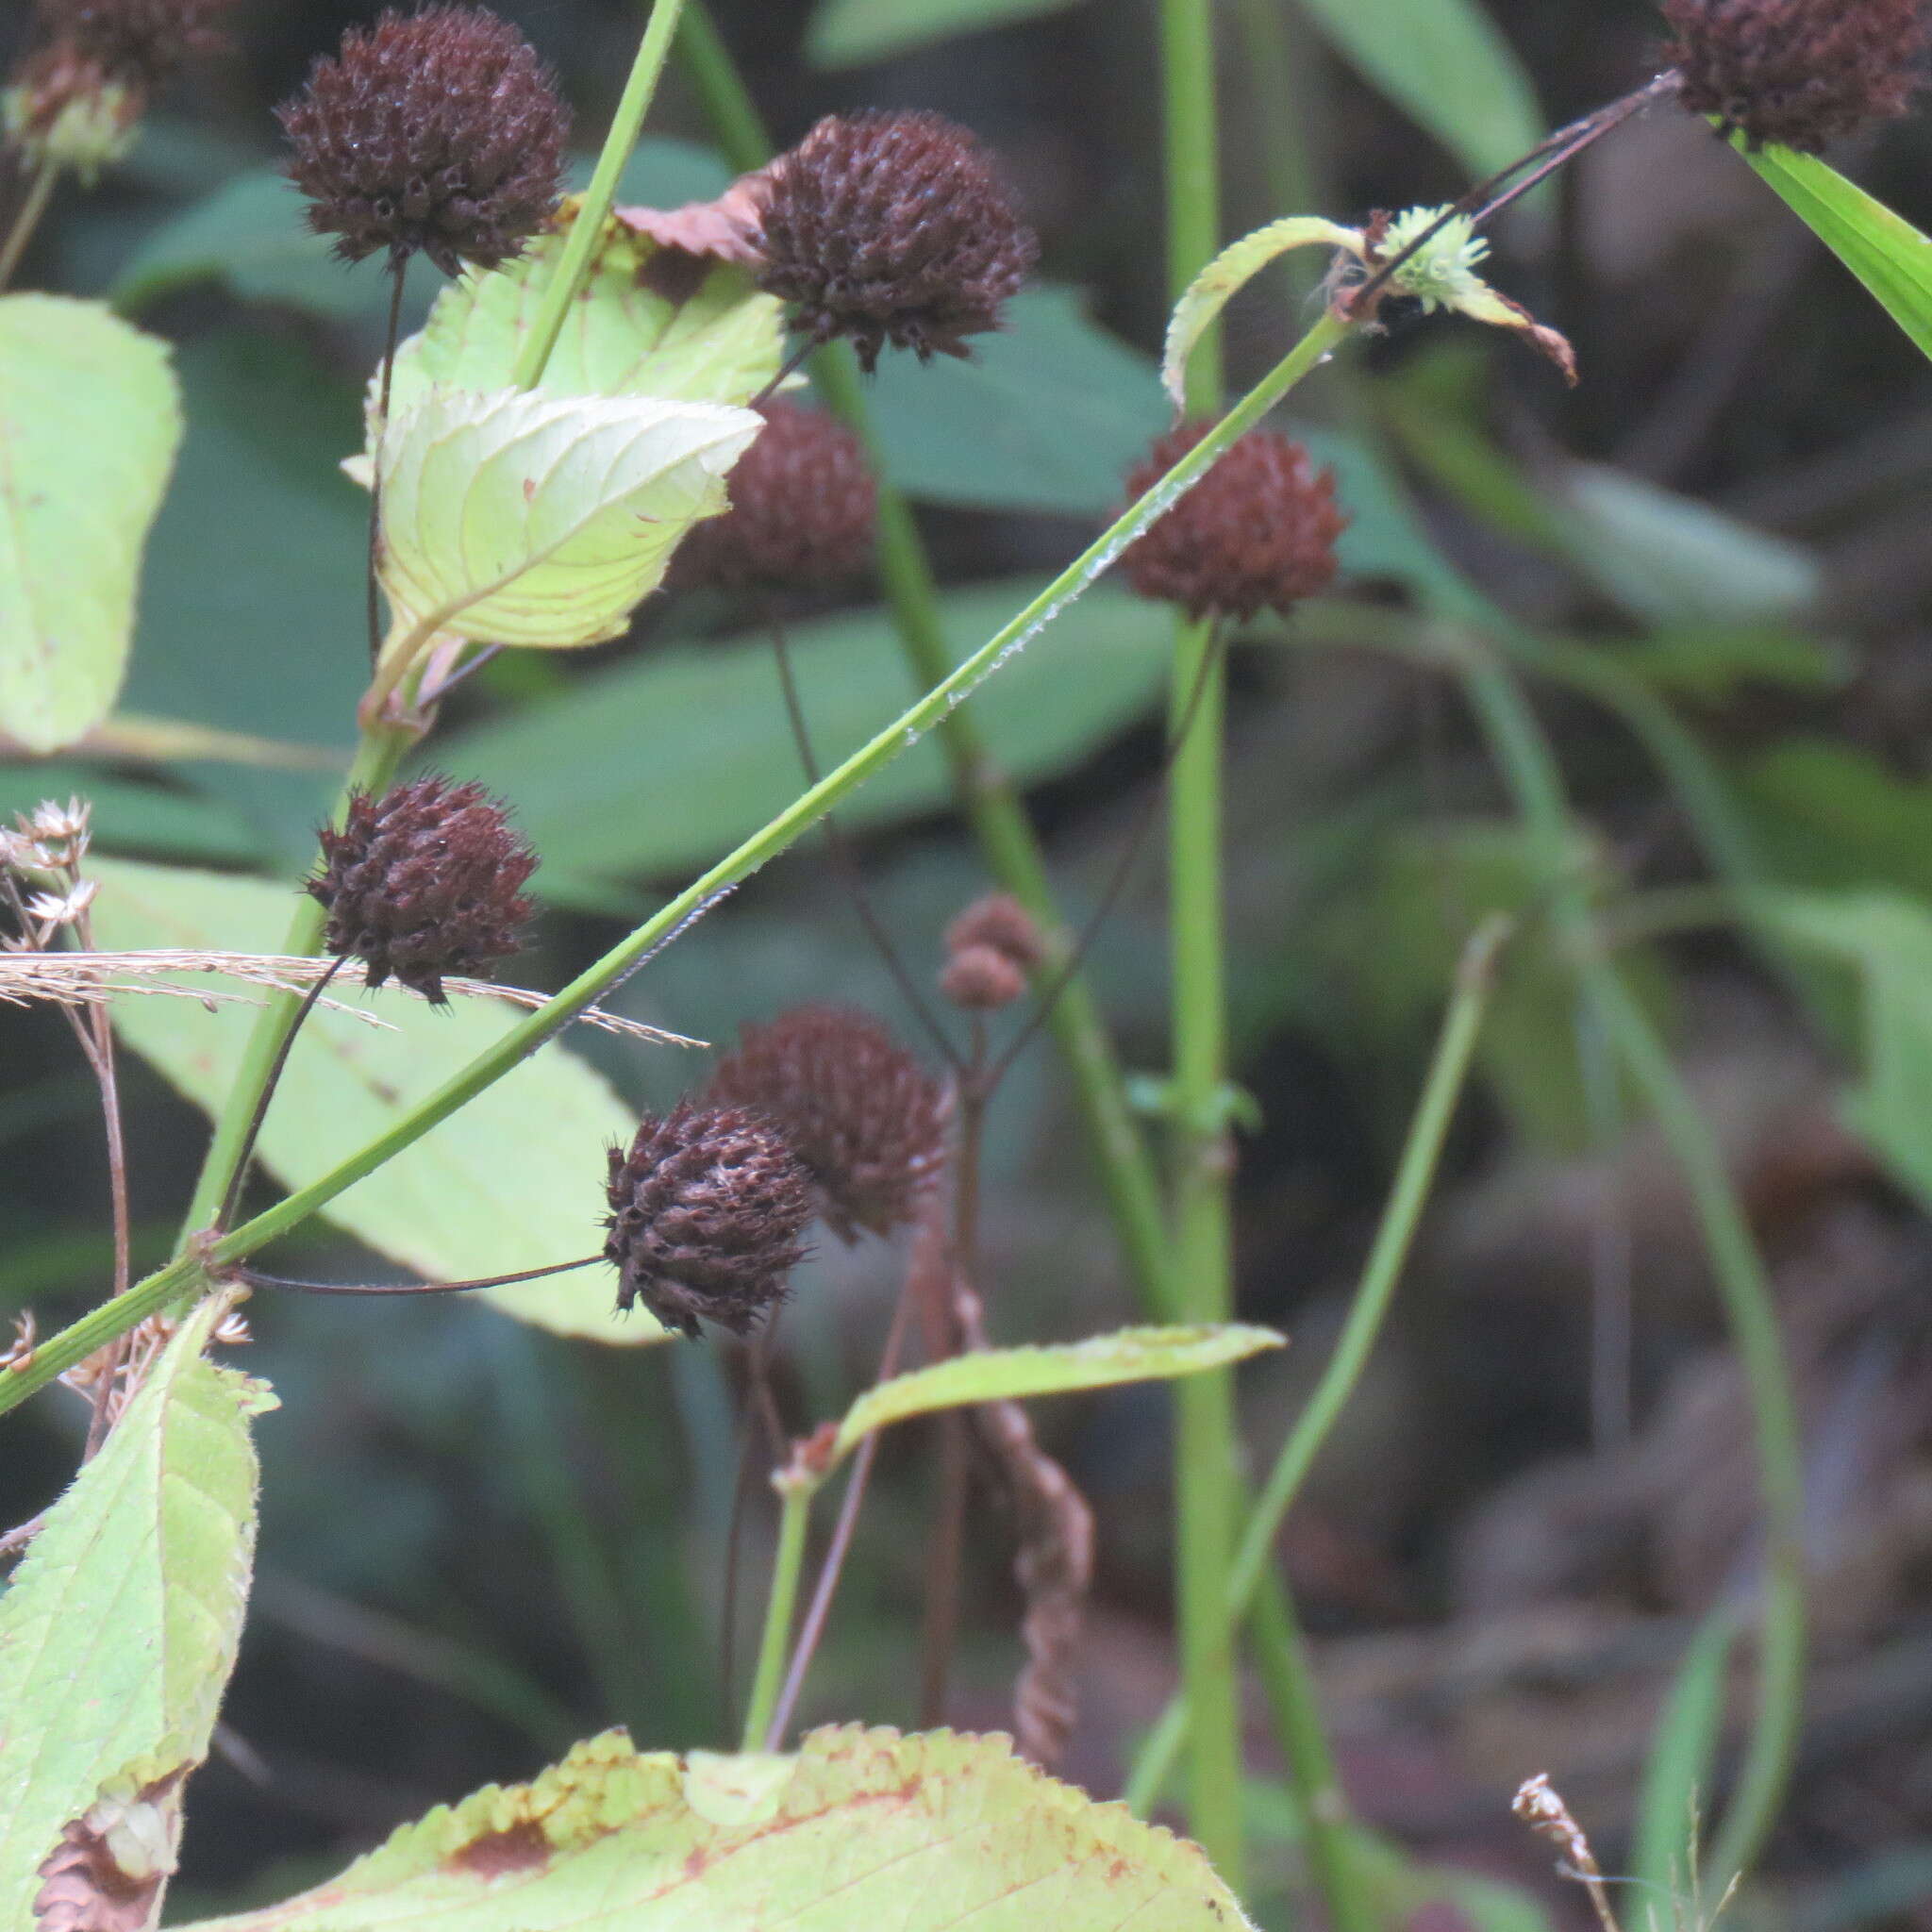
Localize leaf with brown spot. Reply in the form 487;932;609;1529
35;1772;187;1932
170;1727;1256;1930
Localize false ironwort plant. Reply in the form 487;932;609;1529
3;0;1931;1924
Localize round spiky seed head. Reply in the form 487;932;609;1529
603;1101;813;1338
667;401;877;594
944;891;1047;974
941;943;1026;1011
307;774;538;1006
276;6;570;275
751;108;1039;373
706;1004;950;1243
30;0;239;88
3;42;142;177
1118;421;1346;622
1663;0;1926;152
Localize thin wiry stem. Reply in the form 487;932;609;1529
367;257;408;665
0;156;57;291
232;1255;604;1296
72;904;131;1460
214;957;345;1234
766;608;961;1069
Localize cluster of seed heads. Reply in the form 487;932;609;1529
941;892;1047;1011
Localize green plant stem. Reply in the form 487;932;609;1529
1452;652;1805;1885
1249;1583;1378;1932
1126;916;1507;1816
175;723;414;1241
0;157;57;291
1161;0;1245;1889
674;6;1181;1328
511;0;689;392
741;1469;814;1750
0;305;1349;1422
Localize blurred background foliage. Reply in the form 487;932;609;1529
7;0;1932;1925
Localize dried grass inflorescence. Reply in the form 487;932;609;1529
1663;0;1926;152
307;775;537;1006
603;1101;814;1338
667;401;877;594
277;5;570;275
1119;420;1346;622
706;1004;950;1242
752;108;1039;372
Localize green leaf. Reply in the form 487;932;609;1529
0;294;182;752
1743;144;1932;361
385;225;784;419
1633;1609;1735;1912
112;170;383;320
435;579;1175;888
86;857;670;1342
1293;0;1542;180
1162;218;1362;412
376;388;759;652
1732;739;1932;908
175;1725;1257;1930
0;762;269;867
854;287;1171;515
807;0;1078;66
0;1298;273;1928
1755;889;1932;1209
832;1324;1283;1467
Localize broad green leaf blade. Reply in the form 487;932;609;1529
87;858;666;1342
807;0;1077;66
1744;145;1932;361
177;1725;1257;1930
1163;218;1361;411
867;287;1173;514
377;388;759;650
0;1298;273;1927
1294;0;1542;181
1755;888;1932;1209
832;1324;1284;1467
385;225;784;420
436;578;1175;888
0;294;182;752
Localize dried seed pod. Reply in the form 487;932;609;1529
307;774;537;1005
940;942;1026;1011
276;6;570;275
1118;420;1346;622
603;1101;813;1337
1663;0;1925;152
667;401;877;594
944;891;1047;973
706;1004;949;1243
751;108;1039;372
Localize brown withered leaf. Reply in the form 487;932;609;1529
34;1773;185;1932
613;174;769;266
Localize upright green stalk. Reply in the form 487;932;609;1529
742;1469;815;1751
675;1;1176;1324
1159;0;1244;1889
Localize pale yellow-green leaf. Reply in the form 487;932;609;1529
0;1299;273;1926
1163;217;1360;409
176;1725;1257;1930
383;225;785;423
832;1324;1284;1467
88;857;669;1342
0;293;182;751
377;387;759;652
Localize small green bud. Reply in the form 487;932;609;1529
4;50;142;183
1376;205;1492;315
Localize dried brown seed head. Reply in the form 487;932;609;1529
603;1101;813;1338
944;891;1047;973
751;108;1039;372
1119;420;1346;622
666;401;877;594
706;1003;950;1243
1663;0;1926;151
30;0;237;87
940;943;1026;1011
306;774;538;1006
276;6;570;275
